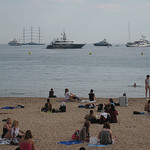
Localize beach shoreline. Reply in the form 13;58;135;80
0;97;150;150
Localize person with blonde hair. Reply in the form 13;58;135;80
11;120;25;145
18;130;36;150
2;118;12;138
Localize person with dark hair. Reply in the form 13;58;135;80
2;118;12;138
107;104;118;123
18;130;36;150
97;122;115;145
64;88;80;102
79;120;90;142
88;89;96;101
84;110;96;123
41;98;52;112
144;100;150;113
49;88;57;98
145;75;150;98
79;147;86;150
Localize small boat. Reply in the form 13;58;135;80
46;32;85;49
126;35;150;47
93;39;112;47
8;39;22;46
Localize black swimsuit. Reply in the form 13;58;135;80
2;128;8;138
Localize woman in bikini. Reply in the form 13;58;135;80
145;75;150;98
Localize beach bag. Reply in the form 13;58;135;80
72;130;80;141
89;137;98;145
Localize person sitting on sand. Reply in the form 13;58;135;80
79;120;90;142
64;88;80;102
84;110;96;123
107;104;118;123
59;102;66;112
11;120;25;145
16;130;36;150
98;110;110;124
41;98;52;112
97;122;116;145
49;88;57;98
88;89;96;101
144;100;150;113
2;118;12;138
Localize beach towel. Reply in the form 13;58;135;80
57;140;84;145
0;138;10;145
88;141;114;147
81;100;96;103
56;99;68;102
1;106;16;109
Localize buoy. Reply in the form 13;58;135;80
141;52;143;55
29;52;31;55
89;52;91;55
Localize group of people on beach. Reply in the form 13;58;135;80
1;118;36;150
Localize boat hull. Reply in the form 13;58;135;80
46;44;85;49
93;43;112;46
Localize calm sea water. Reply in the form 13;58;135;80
0;44;149;98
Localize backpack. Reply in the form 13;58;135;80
72;130;80;141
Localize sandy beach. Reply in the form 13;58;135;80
0;97;150;150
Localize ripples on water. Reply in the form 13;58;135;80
0;44;149;98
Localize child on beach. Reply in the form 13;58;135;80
2;118;12;138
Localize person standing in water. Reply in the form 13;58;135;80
145;75;150;98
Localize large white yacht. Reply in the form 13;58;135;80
8;39;22;46
46;32;85;49
126;35;150;47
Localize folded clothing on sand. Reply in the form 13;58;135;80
57;140;84;145
81;100;96;103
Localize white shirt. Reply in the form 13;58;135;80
65;92;71;100
11;127;19;143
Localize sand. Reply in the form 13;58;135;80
0;97;150;150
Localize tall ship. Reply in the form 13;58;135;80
46;32;85;49
93;39;112;47
8;39;22;46
126;35;150;47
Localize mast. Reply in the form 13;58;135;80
30;26;33;43
38;27;41;44
128;22;130;42
23;27;26;44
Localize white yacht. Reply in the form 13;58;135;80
126;35;150;47
46;32;85;49
8;39;22;46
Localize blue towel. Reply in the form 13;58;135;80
1;106;16;109
57;140;84;145
88;144;108;147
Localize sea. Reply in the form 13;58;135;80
0;44;149;98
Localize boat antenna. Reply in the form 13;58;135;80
128;22;130;42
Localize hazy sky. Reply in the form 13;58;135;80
0;0;150;44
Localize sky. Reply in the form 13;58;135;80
0;0;150;44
